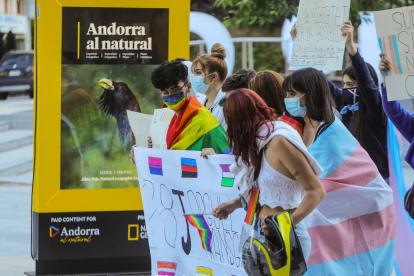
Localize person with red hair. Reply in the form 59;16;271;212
207;88;326;262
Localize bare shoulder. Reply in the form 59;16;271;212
268;135;299;155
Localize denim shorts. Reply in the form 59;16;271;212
294;221;311;261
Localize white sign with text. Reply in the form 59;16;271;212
374;6;414;100
150;108;174;149
289;0;350;71
134;148;247;276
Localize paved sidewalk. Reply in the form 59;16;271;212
0;186;34;275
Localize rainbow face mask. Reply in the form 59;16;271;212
163;92;186;111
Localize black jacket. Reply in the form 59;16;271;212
326;51;389;179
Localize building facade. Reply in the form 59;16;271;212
0;0;33;50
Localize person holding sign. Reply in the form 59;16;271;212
129;60;229;163
291;20;389;181
210;88;326;263
191;43;228;130
380;54;414;219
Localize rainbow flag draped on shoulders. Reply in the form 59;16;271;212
166;96;228;153
303;117;396;275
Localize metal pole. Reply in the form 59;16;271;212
242;42;247;69
248;41;254;70
199;44;205;55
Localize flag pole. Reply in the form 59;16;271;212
182;213;212;216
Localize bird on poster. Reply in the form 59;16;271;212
98;78;141;148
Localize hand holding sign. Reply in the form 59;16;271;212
289;0;351;71
374;6;414;100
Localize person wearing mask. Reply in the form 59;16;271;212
192;43;228;130
209;88;326;263
129;60;228;163
291;20;389;181
279;67;394;275
379;54;414;218
221;69;257;97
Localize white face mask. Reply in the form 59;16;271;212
192;73;214;94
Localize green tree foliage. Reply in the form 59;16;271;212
215;0;413;28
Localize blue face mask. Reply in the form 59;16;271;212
284;94;307;117
192;74;213;94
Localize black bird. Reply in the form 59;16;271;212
98;78;141;148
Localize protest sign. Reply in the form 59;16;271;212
289;0;350;71
150;108;174;149
134;148;248;276
127;111;153;148
374;6;414;101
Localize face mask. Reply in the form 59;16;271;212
192;74;214;94
341;87;359;105
284;94;307;117
163;92;186;111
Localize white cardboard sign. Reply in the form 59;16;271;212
134;148;247;276
127;110;153;148
150;108;175;149
289;0;350;71
374;6;414;101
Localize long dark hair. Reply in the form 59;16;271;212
223;88;277;168
342;63;379;146
282;68;335;126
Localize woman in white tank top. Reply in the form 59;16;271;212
206;88;325;262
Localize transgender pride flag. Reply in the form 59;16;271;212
378;35;403;76
303;118;396;275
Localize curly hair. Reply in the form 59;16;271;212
151;59;188;91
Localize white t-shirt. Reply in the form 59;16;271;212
203;89;227;131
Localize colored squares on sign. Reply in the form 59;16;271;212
149;157;163;176
157;261;177;276
197;266;213;276
181;158;197;178
220;164;234;187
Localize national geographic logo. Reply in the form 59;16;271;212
128;224;147;240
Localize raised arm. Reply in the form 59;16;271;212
342;21;383;117
379;55;414;141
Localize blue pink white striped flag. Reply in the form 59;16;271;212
387;121;414;276
378;35;403;76
303;118;396;275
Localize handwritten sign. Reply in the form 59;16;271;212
134;148;247;276
374;7;414;101
289;0;350;71
150;108;174;149
127;110;153;148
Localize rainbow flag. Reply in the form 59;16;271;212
378;35;403;76
157;261;177;276
167;97;228;153
244;188;260;225
303;117;396;275
184;214;212;252
181;158;197;178
281;115;303;136
387;121;414;276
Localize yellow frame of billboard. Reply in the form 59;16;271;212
33;0;190;213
